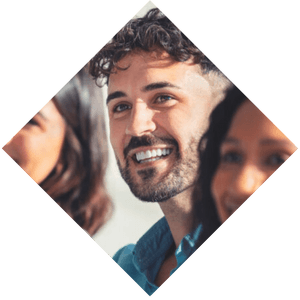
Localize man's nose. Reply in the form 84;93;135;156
125;102;156;136
229;164;266;201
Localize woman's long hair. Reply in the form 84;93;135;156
40;67;112;235
194;86;247;247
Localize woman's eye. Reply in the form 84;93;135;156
113;103;131;113
26;118;38;126
221;152;243;164
265;154;286;166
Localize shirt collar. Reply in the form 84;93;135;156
133;217;202;273
133;217;173;272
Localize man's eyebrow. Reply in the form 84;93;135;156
106;82;180;105
142;81;181;92
106;91;127;105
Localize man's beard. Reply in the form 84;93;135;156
116;135;199;202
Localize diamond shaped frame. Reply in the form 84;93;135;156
1;0;298;300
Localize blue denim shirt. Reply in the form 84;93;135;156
113;217;202;296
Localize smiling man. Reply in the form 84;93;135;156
89;8;231;295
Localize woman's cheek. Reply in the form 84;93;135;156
27;137;63;184
10;134;34;165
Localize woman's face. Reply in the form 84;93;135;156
3;100;66;184
211;99;297;223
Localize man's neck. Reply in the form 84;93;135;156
158;187;196;249
154;187;196;287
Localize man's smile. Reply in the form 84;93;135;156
135;148;172;163
128;146;174;166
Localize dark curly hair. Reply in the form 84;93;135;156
40;67;112;236
89;8;222;86
194;86;247;247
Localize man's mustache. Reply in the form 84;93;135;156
123;135;178;159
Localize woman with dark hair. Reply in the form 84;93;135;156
194;86;297;245
3;67;112;235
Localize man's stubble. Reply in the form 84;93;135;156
117;136;200;203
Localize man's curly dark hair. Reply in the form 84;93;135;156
89;8;221;87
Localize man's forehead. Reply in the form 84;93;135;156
105;50;233;107
108;67;201;102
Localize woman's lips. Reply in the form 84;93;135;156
224;198;247;216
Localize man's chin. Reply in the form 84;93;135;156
124;173;187;203
118;157;188;202
136;167;158;182
130;184;182;203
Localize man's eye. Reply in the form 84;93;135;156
265;154;286;166
221;152;243;164
113;103;131;113
155;95;173;103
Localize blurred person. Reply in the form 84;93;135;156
3;68;112;236
194;86;297;245
89;8;231;294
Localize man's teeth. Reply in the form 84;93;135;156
136;148;171;162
